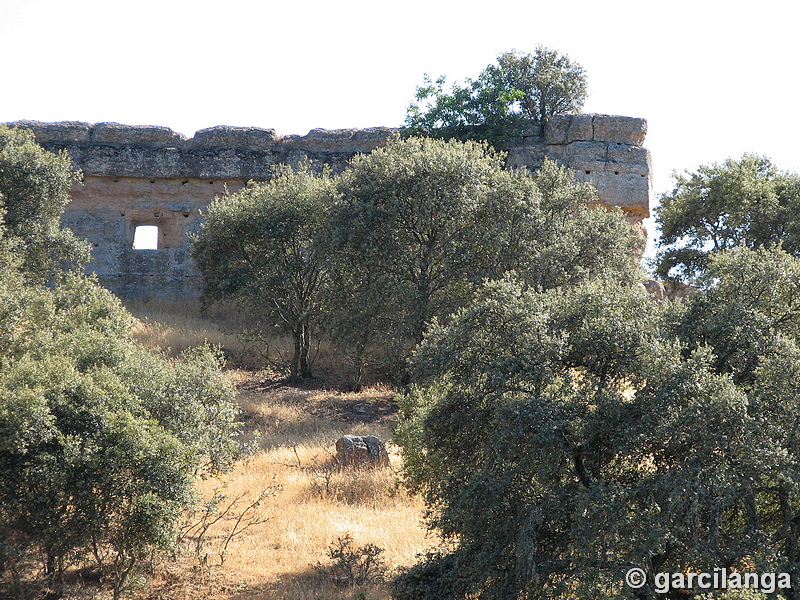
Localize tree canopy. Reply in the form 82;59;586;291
0;125;89;278
0;133;241;598
325;136;641;379
394;246;800;600
0;267;241;597
191;162;335;380
192;136;640;383
654;153;800;283
404;46;587;142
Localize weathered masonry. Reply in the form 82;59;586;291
10;116;651;300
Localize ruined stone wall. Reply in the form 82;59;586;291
10;117;651;300
501;113;651;223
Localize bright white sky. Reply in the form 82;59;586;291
2;0;799;257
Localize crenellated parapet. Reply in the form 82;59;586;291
8;117;651;300
12;121;396;179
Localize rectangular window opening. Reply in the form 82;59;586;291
132;225;159;250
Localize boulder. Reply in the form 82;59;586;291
335;435;389;468
643;278;666;301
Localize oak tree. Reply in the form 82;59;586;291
394;247;800;600
0;135;241;598
326;135;641;377
655;153;800;283
191;163;334;380
0;125;89;278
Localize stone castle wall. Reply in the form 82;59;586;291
10;116;651;300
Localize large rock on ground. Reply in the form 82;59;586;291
335;435;389;468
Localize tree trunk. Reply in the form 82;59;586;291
290;322;313;380
43;552;64;597
299;322;312;379
413;278;432;345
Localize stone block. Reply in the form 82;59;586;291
92;123;187;149
505;146;546;171
289;128;368;153
565;141;608;162
605;145;651;176
189;126;278;150
591;115;647;146
566;114;594;143
187;148;244;179
10;120;92;145
562;141;608;172
544;114;571;145
282;148;312;168
578;170;651;216
543;144;566;163
350;127;396;151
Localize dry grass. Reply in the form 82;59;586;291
170;447;429;594
132;393;432;600
111;300;434;600
125;298;369;383
126;298;252;359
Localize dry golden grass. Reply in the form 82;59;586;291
124;298;301;375
116;301;434;600
172;447;429;595
125;298;367;382
126;298;249;357
134;398;432;600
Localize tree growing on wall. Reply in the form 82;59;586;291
191;163;334;380
404;45;588;142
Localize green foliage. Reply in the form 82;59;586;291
327;136;641;378
403;73;527;142
328;136;511;348
404;46;587;142
191;162;335;380
0;125;89;278
493;47;588;125
192;136;637;385
511;156;644;291
395;248;800;600
390;552;463;600
654;153;800;283
668;245;800;384
318;534;387;587
0;263;240;595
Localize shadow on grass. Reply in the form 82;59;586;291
134;565;392;600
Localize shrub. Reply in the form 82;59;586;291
317;534;387;587
0;272;241;597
